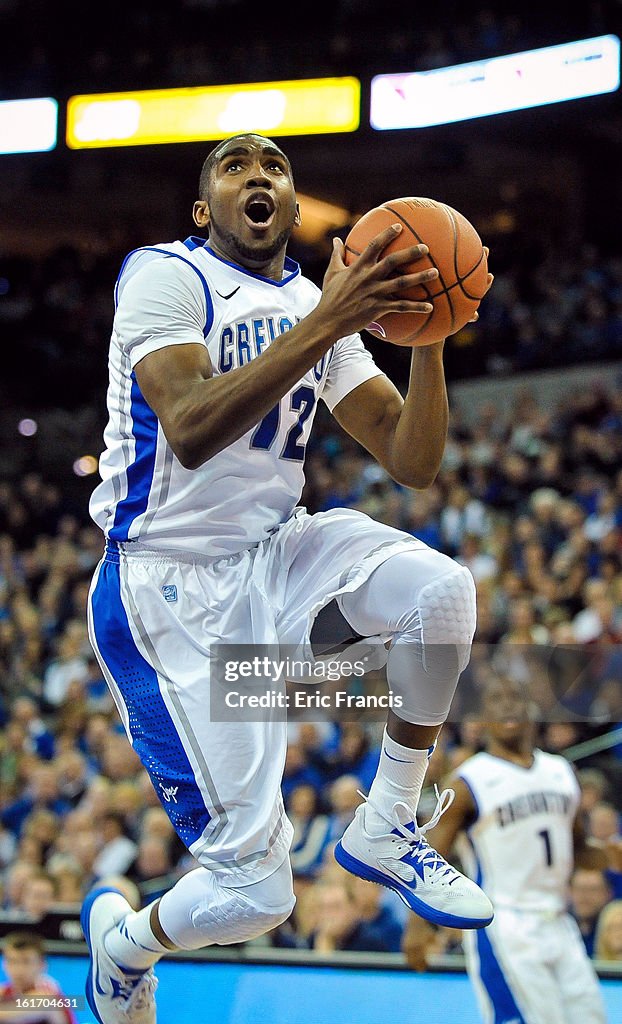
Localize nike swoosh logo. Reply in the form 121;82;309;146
215;287;240;300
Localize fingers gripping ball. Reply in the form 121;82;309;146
344;197;489;347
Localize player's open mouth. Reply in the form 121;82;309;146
243;192;276;230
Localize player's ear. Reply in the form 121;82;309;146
193;200;210;229
294;202;301;227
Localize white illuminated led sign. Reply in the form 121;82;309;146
0;98;58;154
370;35;620;130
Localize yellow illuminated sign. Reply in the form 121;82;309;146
66;78;360;149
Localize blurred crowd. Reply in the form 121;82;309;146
0;1;610;99
0;364;621;962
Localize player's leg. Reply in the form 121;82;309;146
552;915;607;1024
338;546;474;819
270;507;491;928
84;545;294;1023
333;546;493;927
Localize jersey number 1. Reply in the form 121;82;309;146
250;385;316;462
538;828;553;867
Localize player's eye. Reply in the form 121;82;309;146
268;162;284;172
224;160;242;172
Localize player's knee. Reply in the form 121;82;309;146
417;562;477;675
190;871;295;945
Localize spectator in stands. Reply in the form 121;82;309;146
288;785;331;879
0;862;37;914
0;721;30;804
15;834;43;867
135;770;163;811
569;867;613;957
349;876;404;953
499;595;550;645
323;723;380;792
128;836;175;905
324;775;364;847
109;780;144;834
281;741;323;803
1;764;71;838
42;630;89;708
578;768;611;819
139;807;177;844
92;811;138;879
21;808;58;860
8;697;54;761
456;532;498;583
80;712;114;772
306;880;393;953
64;828;100;894
18;869;57;920
100;735;142;781
55;749;91;807
48;862;84;905
573;579;622;644
0;930;78;1023
588;802;621;846
594;900;622;962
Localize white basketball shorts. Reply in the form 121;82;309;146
463;907;607;1024
87;506;425;886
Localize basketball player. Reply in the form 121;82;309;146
426;675;608;1024
83;133;494;1023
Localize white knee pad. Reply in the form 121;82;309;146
337;549;477;725
417;564;477;674
385;562;477;726
191;883;294;945
158;859;295;949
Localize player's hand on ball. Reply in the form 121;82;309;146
317;224;438;339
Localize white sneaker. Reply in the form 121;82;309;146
334;788;494;929
81;887;158;1023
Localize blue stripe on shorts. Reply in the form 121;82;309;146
90;555;212;850
476;926;526;1024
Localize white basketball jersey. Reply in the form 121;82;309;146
457;750;580;912
89;238;382;556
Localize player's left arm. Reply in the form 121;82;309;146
332;341;448;489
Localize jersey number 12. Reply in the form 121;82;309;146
250;385;316;462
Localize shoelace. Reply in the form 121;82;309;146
114;970;158;1019
362;786;459;880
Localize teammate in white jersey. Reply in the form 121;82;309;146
426;675;608;1024
82;132;494;1023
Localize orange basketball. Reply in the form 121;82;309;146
344;197;489;347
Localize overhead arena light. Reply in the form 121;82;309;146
370;34;620;130
66;77;360;149
0;98;58;154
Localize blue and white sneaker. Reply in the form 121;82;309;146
334;788;493;929
81;887;158;1023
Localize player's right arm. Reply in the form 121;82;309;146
423;777;477;860
132;226;433;470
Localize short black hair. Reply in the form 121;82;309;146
198;133;291;199
3;931;45;956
